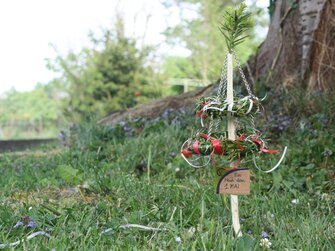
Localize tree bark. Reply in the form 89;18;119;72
247;0;334;91
98;84;214;125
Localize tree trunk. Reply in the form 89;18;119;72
247;0;335;91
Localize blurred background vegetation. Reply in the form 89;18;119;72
0;0;267;139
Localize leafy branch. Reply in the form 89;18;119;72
219;3;253;52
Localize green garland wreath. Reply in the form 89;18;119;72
195;96;260;119
183;133;259;162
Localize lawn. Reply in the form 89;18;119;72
0;107;334;250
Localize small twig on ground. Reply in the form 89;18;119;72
0;231;51;249
119;224;162;231
100;224;164;235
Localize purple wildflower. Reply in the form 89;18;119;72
27;220;37;228
261;231;268;238
14;221;24;228
14;216;37;228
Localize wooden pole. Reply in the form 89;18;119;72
227;53;242;237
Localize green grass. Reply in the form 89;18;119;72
1;86;335;250
0;120;334;251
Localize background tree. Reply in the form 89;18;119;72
162;0;265;82
247;0;335;91
48;14;162;122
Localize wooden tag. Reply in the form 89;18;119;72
216;168;250;195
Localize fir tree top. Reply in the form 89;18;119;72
219;3;253;53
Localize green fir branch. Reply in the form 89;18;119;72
219;2;253;52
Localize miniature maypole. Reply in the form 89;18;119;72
223;3;252;237
181;3;287;237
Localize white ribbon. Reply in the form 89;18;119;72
253;146;288;173
245;98;254;114
180;138;212;168
200;96;257;127
260;94;267;101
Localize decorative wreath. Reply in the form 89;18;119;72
180;50;287;173
181;133;281;169
196;95;261;119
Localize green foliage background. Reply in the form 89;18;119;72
48;16;163;123
162;0;265;81
0;83;63;139
0;1;267;139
